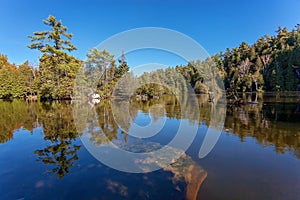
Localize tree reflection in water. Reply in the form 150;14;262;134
0;93;299;181
73;96;208;199
114;94;299;159
0;100;39;143
225;100;300;158
0;100;81;178
33;101;81;178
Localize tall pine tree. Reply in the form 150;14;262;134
28;15;81;99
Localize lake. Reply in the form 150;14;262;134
0;93;299;200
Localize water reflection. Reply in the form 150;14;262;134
225;101;300;158
0;100;39;143
0;101;81;178
0;95;299;162
34;102;81;178
0;94;299;199
123;95;300;158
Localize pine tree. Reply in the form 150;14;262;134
28;15;81;99
116;50;129;79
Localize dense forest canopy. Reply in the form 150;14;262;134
139;25;300;99
214;25;300;96
0;15;299;100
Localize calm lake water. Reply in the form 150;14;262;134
0;94;299;200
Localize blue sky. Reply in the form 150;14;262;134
0;0;299;68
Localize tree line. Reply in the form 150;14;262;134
0;15;299;100
137;25;300;99
0;15;129;100
213;25;300;99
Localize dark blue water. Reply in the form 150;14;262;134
0;97;299;200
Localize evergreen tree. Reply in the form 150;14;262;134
116;50;130;79
28;15;81;99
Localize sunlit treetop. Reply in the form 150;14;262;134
28;15;77;54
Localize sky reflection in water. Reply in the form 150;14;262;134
0;94;299;199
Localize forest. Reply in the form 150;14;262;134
0;15;299;100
